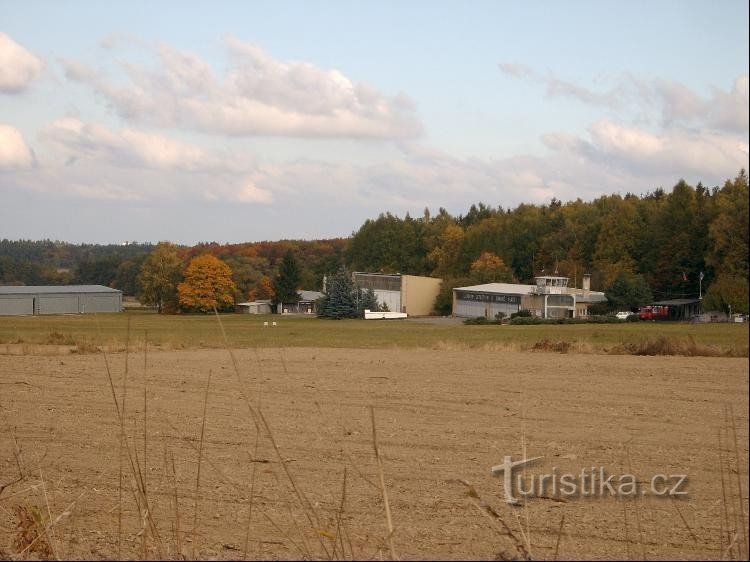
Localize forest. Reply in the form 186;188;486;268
1;171;747;314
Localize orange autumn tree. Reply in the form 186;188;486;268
256;275;275;300
177;254;236;312
470;252;516;283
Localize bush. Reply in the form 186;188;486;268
509;316;545;325
463;316;504;325
510;309;532;319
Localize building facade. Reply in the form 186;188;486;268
352;272;442;316
453;274;606;319
0;285;122;315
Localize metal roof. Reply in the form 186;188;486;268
454;282;537;295
575;293;607;303
298;290;323;301
454;283;608;301
0;285;121;295
652;299;701;306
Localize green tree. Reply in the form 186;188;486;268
434;276;474;316
138;242;184;313
272;250;301;307
114;255;147;296
605;272;653;312
703;275;749;314
317;267;359;319
708;170;749;280
358;287;379;313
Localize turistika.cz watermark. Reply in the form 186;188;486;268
491;455;688;504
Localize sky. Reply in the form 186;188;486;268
1;0;748;244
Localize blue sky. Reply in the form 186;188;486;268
1;0;748;243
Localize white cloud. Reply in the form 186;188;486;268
707;74;749;133
547;119;748;179
499;62;749;134
61;37;421;139
0;33;45;93
0;123;34;169
39;118;221;172
235;181;273;204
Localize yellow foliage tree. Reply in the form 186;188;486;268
177;254;236;312
470;252;515;283
256;275;275;300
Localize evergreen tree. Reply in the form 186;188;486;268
272;250;301;307
605;272;653;312
358;287;380;313
317;267;359;319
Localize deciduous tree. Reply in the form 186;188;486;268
138;242;184;313
177;254;236;313
469;252;515;283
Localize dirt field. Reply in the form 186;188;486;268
0;347;747;560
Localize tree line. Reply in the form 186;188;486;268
1;171;747;314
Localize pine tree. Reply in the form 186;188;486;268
317;267;359;319
272;250;301;308
358;287;379;313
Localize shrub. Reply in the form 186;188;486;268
510;309;532;319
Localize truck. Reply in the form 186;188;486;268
638;305;669;321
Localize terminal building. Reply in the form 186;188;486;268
453;274;606;319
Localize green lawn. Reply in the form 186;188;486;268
0;310;747;354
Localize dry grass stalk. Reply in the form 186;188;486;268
0;434;28;499
191;368;212;560
370;406;398;561
718;423;732;559
553;513;565;561
243;426;262;559
670;498;698;544
16;492;85;558
168;447;183;560
729;404;748;560
623;497;631;561
213;308;332;559
98;337;164;559
39;468;59;560
142;330;149;559
14;504;54;559
453;479;530;560
262;510;307;558
331;467;348;561
626;447;646;560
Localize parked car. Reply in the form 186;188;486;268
615;311;633;320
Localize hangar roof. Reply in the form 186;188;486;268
0;285;121;295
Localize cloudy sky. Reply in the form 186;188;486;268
1;1;748;244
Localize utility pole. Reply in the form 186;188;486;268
699;271;704;300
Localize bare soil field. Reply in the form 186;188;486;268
0;347;747;560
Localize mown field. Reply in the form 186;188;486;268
0;310;747;355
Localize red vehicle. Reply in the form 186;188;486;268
639;305;670;320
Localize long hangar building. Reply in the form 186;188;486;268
0;285;123;315
453;274;606;319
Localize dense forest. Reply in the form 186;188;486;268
1;171;747;313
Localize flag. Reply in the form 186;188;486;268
682;272;687;282
699;271;704;281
